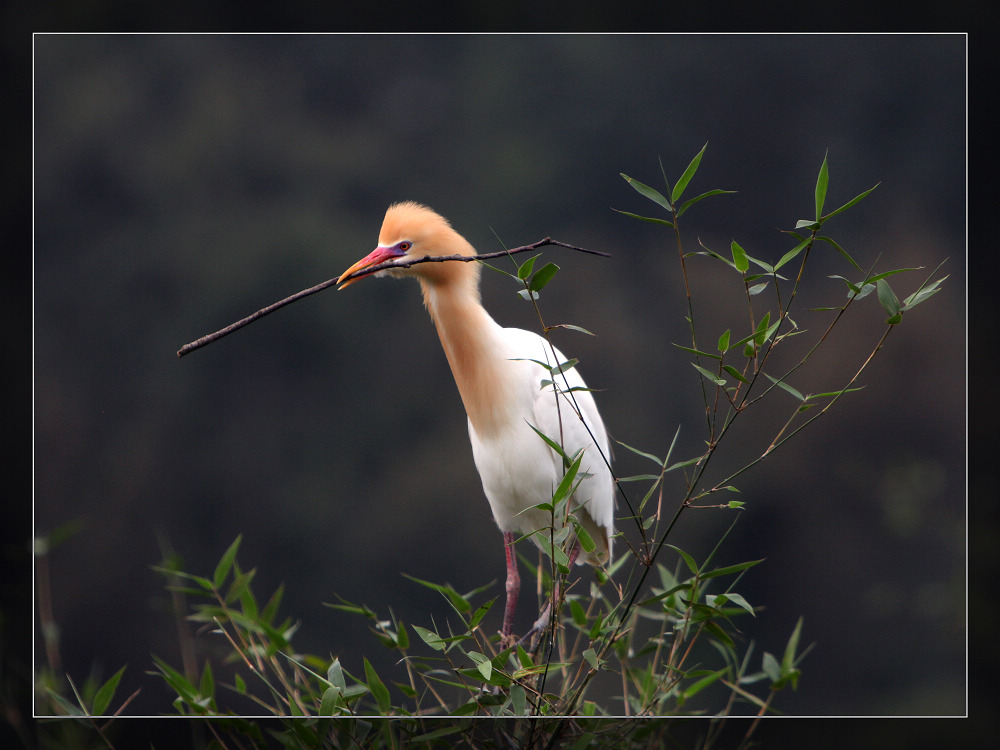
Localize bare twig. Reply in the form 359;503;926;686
177;239;610;357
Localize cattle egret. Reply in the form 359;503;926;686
339;202;614;644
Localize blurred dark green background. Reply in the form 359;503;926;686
33;34;965;717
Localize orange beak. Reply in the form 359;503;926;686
338;245;407;289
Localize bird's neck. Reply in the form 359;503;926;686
419;275;518;437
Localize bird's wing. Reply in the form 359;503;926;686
507;328;616;563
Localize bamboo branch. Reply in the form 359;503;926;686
177;238;610;357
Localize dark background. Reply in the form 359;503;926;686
29;33;965;723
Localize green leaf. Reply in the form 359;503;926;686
782;617;804;672
620;173;672;211
320;685;342;716
722;364;750;384
664;455;703;472
876;278;901;318
677;188;736;218
693;247;738;271
612;208;674;227
666;544;700;576
225;566;256;605
746;254;775;274
814;151;829;221
364;658;391;713
681;668;726;702
731;241;749;273
328;658;347;691
213;535;242;589
763;372;805;401
692;363;726;387
260;583;285;625
468;599;494;630
516;255;539;280
527;423;574;464
574;522;596;553
529;262;560;292
468;651;492;681
550;358;579;377
151;654;198;703
551;323;595;336
401;574;471;613
411;625;447;651
511;683;527;715
91;665;127;715
815;235;862;272
700;558;765;580
672;343;722;360
325;595;377;618
672;143;707;204
773;237;812;272
713;592;755;616
821;183;880;222
701;620;735;650
762;652;781;683
717;329;731;353
616;441;663;466
551;453;583;507
902;275;949;310
199;661;215;703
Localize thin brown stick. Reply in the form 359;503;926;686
176;238;610;357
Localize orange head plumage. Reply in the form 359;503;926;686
338;202;479;291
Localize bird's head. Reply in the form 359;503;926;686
338;202;478;289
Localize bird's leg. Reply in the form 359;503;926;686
518;541;580;651
500;531;520;647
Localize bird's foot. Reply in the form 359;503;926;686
515;602;552;652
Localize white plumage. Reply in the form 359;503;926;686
339;202;614;641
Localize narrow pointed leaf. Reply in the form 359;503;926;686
814;152;829;221
615;441;663;466
815;235;862;272
763;372;805;401
363;658;391;713
876;278;901;317
666;544;700;575
529;262;560;292
672;143;707;204
902;275;949;310
692;363;727;387
672;343;722;360
677;188;736;218
821;183;880;222
92;665;127;715
773;237;812;272
621;173;672;210
517;255;539;280
213;535;242;589
612;208;674;227
717;329;731;353
731;241;749;273
722;364;750;384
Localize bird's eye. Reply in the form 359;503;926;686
398;241;411;252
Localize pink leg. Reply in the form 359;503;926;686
501;531;520;641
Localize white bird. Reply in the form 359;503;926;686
338;202;614;644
